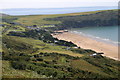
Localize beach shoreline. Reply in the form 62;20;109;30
70;31;119;47
52;31;119;60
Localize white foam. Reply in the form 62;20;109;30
71;30;119;46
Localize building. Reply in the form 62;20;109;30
90;53;104;56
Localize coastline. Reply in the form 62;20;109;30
70;31;119;47
52;31;119;60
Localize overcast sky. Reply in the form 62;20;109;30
0;0;119;9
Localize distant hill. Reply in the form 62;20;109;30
44;9;118;29
0;13;9;17
5;9;117;30
0;13;10;23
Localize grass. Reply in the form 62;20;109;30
14;15;61;26
2;60;46;78
14;9;118;26
3;35;83;57
71;59;110;76
3;25;25;35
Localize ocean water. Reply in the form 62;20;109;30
1;6;117;15
70;26;119;45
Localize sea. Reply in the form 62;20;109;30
70;26;119;46
0;6;118;15
1;6;119;45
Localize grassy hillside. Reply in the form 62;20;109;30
2;30;120;78
2;35;120;78
2;60;45;78
1;9;120;79
44;9;118;28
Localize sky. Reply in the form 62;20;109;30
0;0;119;9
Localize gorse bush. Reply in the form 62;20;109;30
11;61;28;70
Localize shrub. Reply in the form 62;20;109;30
36;58;43;61
11;61;27;70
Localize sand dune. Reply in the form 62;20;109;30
52;32;119;60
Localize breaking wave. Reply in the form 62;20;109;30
71;31;119;46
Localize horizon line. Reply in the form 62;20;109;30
0;6;118;10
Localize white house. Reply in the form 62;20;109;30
90;53;97;56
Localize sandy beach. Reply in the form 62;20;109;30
52;31;119;60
